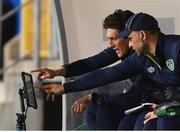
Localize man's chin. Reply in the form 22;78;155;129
135;49;143;56
136;52;143;56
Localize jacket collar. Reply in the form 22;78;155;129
155;32;166;66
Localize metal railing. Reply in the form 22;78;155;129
51;0;70;130
0;0;33;22
0;0;41;75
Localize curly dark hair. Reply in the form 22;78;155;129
103;9;134;32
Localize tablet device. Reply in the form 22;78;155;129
21;72;37;109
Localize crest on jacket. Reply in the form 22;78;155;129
166;59;174;71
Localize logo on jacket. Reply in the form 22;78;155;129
166;59;174;71
147;66;155;73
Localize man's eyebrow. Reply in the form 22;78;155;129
109;37;116;39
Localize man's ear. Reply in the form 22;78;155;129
140;30;147;40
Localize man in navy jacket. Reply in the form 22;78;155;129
117;12;180;130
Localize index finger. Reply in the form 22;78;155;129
31;69;43;73
71;102;78;114
71;103;75;114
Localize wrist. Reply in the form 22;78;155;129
57;84;64;95
55;67;65;76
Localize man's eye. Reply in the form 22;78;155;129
110;38;116;41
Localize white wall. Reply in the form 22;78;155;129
61;0;180;62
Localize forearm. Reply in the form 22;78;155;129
63;55;142;94
63;48;118;77
63;69;120;93
63;66;140;93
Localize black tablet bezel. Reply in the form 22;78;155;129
21;72;37;109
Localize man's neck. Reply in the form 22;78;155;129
146;33;159;56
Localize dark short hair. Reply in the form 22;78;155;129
103;9;134;32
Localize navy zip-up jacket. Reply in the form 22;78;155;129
63;33;180;103
63;47;146;105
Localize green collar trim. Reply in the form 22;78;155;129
145;54;162;70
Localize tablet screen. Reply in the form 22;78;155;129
21;72;37;109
